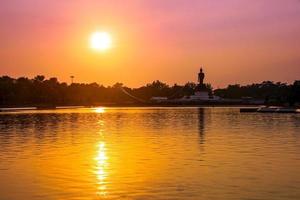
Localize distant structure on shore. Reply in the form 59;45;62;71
151;67;221;103
181;67;220;101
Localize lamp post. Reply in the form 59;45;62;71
70;76;74;84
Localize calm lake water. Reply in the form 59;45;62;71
0;107;300;200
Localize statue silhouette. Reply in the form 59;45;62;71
198;68;205;86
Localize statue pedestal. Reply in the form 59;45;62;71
190;91;210;100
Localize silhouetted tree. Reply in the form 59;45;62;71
0;75;298;107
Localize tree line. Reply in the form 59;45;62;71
0;75;299;106
214;81;300;105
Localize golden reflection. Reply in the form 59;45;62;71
94;107;106;113
95;141;108;197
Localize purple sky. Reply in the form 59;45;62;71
0;0;300;87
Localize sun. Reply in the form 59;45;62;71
90;32;112;51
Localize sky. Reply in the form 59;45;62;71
0;0;300;88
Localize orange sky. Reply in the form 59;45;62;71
0;0;300;88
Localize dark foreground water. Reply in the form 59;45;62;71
0;107;300;200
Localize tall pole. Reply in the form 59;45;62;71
70;76;74;84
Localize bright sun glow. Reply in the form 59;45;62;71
90;32;112;51
94;107;106;113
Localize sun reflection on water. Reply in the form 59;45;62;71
95;141;108;197
94;107;106;113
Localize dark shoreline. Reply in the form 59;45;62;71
0;104;271;113
2;101;299;113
